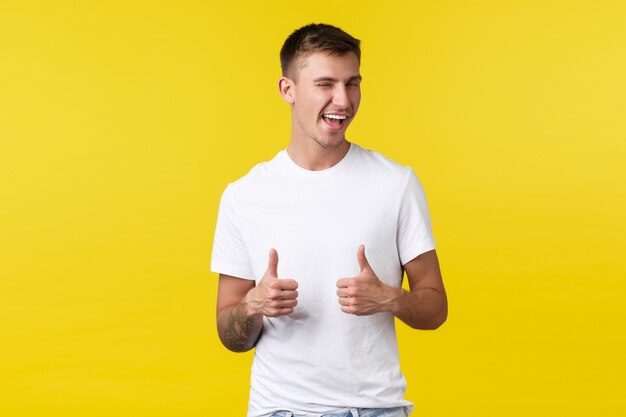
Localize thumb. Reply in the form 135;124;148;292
266;248;279;278
357;244;371;273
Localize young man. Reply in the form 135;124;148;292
212;23;447;417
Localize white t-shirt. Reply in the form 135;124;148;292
211;143;436;416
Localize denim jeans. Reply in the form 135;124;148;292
270;407;407;417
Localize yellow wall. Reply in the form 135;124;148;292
1;1;625;415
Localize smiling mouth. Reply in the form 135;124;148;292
321;113;349;129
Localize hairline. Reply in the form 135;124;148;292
284;50;360;81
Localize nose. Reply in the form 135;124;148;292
332;85;349;108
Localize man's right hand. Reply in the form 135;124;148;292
244;249;298;317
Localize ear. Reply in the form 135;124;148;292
278;76;295;104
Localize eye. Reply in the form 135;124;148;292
316;83;332;87
347;82;360;87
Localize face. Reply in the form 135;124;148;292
280;51;361;150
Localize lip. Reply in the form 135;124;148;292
321;114;349;132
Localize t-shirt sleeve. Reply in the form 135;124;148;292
397;169;437;265
210;184;255;280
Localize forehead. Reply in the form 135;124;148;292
293;51;360;80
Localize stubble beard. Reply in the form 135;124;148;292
312;134;345;150
294;114;349;150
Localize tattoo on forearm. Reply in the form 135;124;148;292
218;302;262;352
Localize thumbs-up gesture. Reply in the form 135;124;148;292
336;244;398;316
245;249;299;317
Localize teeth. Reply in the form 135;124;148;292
323;114;347;120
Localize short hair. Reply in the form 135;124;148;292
280;23;361;77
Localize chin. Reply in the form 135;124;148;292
314;135;346;150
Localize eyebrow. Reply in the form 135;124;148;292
313;75;363;83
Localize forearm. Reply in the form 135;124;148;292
389;287;448;330
216;300;263;352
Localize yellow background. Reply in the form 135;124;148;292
1;1;625;415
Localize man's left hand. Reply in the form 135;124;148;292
336;244;399;316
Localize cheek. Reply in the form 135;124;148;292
350;100;361;114
347;88;360;102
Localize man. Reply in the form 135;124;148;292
212;23;447;417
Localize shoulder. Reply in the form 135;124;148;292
224;150;286;196
350;143;414;184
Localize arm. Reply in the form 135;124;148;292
337;246;447;330
391;249;447;329
216;249;299;352
216;274;261;352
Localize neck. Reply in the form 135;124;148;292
287;138;351;171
